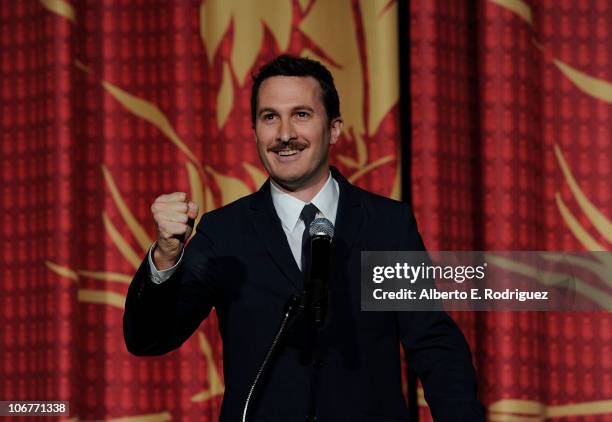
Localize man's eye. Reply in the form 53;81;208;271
263;113;277;121
295;111;310;119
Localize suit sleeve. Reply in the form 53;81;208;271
395;204;485;421
123;215;221;356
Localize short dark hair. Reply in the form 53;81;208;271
250;55;341;127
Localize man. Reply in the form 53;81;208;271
124;55;484;421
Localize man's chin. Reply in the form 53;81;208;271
269;172;306;192
269;166;330;193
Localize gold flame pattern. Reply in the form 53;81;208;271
190;332;225;402
199;0;292;85
63;411;172;422
40;0;76;23
488;0;612;106
488;398;612;420
489;0;532;25
484;253;612;309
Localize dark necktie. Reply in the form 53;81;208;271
300;203;319;272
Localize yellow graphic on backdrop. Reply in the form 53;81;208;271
191;333;225;402
418;386;612;420
490;0;612;106
101;81;201;167
360;0;400;135
40;0;76;23
217;62;234;128
300;0;365;141
552;59;612;105
554;145;612;249
199;0;292;85
63;412;172;422
485;253;612;309
102;166;153;250
489;0;532;25
488;398;612;421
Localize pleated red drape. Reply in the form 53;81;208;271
1;1;611;421
410;0;612;420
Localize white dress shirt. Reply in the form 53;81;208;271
149;172;339;283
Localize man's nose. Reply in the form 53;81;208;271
277;118;297;143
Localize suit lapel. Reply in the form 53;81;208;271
330;167;365;265
250;181;303;291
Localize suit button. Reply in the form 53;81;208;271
305;415;318;421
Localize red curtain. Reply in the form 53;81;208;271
1;0;611;421
410;0;612;420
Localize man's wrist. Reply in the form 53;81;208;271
152;243;181;271
149;243;183;284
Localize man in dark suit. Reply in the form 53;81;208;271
124;55;484;421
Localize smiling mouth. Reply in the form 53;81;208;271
273;147;305;160
277;149;300;156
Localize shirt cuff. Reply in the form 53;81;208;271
148;243;184;284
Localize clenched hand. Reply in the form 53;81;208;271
150;192;199;270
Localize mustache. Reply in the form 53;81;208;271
267;140;308;152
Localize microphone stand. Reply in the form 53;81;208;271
241;294;306;422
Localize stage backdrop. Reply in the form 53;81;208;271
0;0;610;421
410;0;612;420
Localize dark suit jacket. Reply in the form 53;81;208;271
124;168;484;421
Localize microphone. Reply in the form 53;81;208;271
305;218;334;326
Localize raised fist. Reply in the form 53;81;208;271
150;192;199;270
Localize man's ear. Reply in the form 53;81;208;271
329;118;343;145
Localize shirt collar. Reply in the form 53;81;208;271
270;172;339;231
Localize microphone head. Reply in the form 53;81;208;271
309;218;334;238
